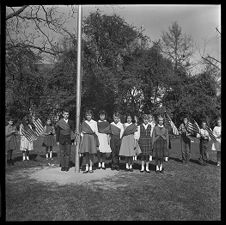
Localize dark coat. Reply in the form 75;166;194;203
56;119;75;145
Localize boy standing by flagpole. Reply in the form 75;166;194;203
56;109;75;172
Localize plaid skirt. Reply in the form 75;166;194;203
153;137;167;160
138;137;152;155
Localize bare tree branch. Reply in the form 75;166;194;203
6;5;29;20
207;55;221;64
202;56;220;70
216;27;221;35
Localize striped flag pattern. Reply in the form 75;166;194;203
21;125;38;142
186;119;200;134
32;118;44;136
205;126;217;142
164;112;179;135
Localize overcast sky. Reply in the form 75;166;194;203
80;4;221;73
16;4;219;71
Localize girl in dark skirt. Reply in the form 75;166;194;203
152;116;169;173
80;110;99;173
43;118;55;163
138;114;152;173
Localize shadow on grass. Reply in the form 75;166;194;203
169;156;182;163
207;159;217;166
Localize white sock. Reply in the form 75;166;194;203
159;164;162;171
165;157;168;161
134;156;137;160
146;163;150;171
26;155;29;160
46;153;49;159
130;164;132;169
98;162;101;168
156;165;159;171
23;154;26;161
141;162;145;171
85;164;89;171
89;161;93;171
89;166;92;171
149;155;152;161
126;163;129;169
102;162;105;167
50;151;52;158
133;156;135;160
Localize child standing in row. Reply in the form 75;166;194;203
19;116;34;161
212;118;221;166
97;110;112;169
148;114;156;161
134;115;142;161
80;110;99;173
43;118;55;164
196;121;210;166
137;114;152;173
152;116;169;173
110;112;124;171
5;117;18;166
119;114;137;171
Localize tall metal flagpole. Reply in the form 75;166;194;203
75;5;82;173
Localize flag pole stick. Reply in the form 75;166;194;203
75;5;82;173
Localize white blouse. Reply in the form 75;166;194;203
213;126;221;143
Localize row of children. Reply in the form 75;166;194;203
5;110;221;172
55;109;168;173
5;116;55;166
54;109;222;173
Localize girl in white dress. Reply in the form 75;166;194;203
97;110;112;169
19;117;34;161
212;118;221;166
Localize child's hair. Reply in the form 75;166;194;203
99;110;107;116
142;114;149;120
7;117;14;122
85;109;93;117
46;118;53;126
113;111;120;118
63;108;70;114
22;116;29;126
126;114;133;123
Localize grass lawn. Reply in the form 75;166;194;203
5;137;220;221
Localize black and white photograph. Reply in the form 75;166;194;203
5;4;221;221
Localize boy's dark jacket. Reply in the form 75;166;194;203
56;119;75;144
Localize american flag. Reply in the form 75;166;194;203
205;126;217;142
164;112;179;135
21;125;38;142
186;119;200;134
32;118;44;136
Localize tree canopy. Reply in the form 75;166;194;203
5;7;221;126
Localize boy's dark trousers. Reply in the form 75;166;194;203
180;136;191;163
199;139;209;164
59;144;71;168
110;135;121;168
